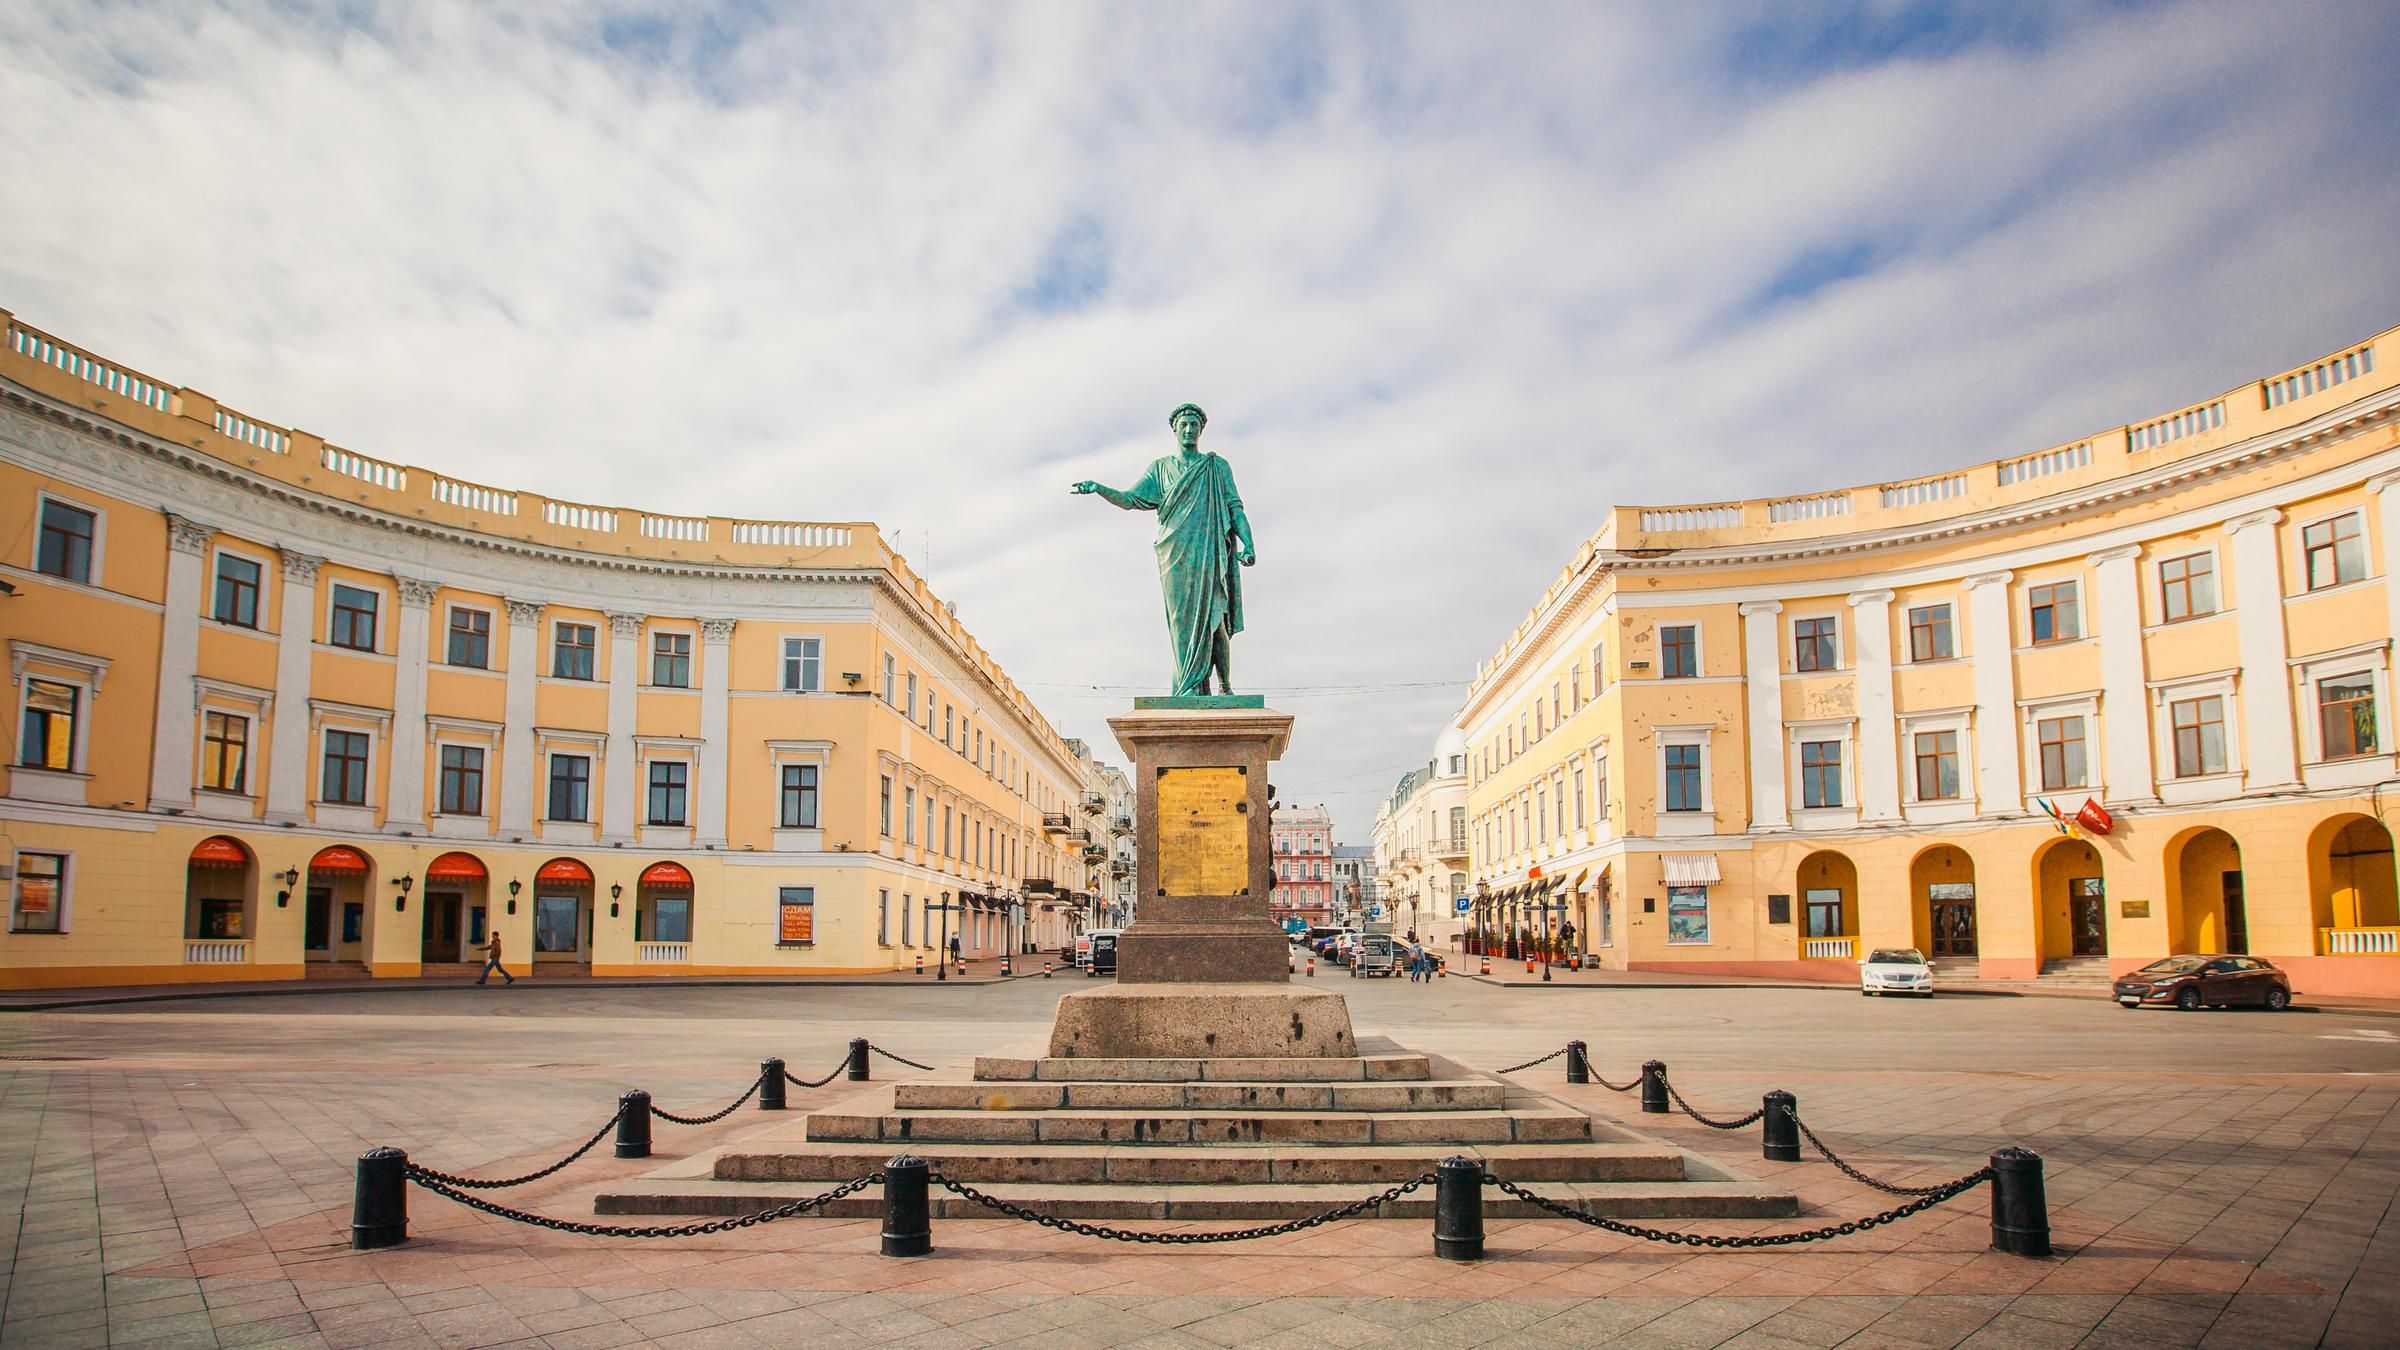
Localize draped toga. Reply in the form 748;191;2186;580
1116;450;1246;696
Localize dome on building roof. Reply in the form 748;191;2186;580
1433;725;1467;760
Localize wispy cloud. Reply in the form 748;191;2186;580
4;0;2395;836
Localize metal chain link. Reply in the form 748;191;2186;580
1590;1073;1640;1092
651;1070;766;1126
1782;1104;1960;1197
406;1167;882;1237
1482;1168;1992;1248
870;1044;936;1071
785;1061;849;1090
404;1107;626;1190
1497;1047;1569;1074
931;1170;1434;1243
1663;1078;1766;1130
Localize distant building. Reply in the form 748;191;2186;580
1270;805;1335;926
1331;845;1375;925
1373;728;1472;946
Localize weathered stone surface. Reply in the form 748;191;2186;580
1061;1082;1185;1110
1036;1115;1193;1144
1369;1113;1515;1145
1045;984;1355;1059
1185;1084;1334;1111
1106;706;1294;984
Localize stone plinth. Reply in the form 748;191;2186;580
1045;983;1356;1060
1108;705;1294;985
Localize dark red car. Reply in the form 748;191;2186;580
2113;955;2293;1011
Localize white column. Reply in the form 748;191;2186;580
698;618;735;848
1964;571;2020;813
148;516;212;810
384;576;437;833
498;598;544;835
602;612;643;843
2372;475;2400;661
2090;544;2154;805
264;552;322;823
1738;600;1787;831
1847;589;1900;822
2226;508;2297;788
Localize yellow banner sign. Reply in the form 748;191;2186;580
1157;766;1249;897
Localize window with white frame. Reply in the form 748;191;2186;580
36;498;99;583
647;760;690;826
2318;672;2377;759
780;764;820;828
321;729;371;805
2036;715;2088;790
1912;730;1961;800
1660;624;1698;678
651;631;691;687
1800;739;1844;807
18;678;79;771
2029;581;2080;644
11;850;66;933
329;584;380;652
202;711;249;792
212;550;263;628
2303;512;2366;591
1907;604;1954;662
782;637;822;692
1794;615;1837;672
437;744;485;815
447;606;492;668
552;622;596;679
2170;695;2228;777
2158;551;2217;622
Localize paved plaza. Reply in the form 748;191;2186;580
1;976;2395;1348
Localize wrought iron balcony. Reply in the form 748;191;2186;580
1042;812;1072;832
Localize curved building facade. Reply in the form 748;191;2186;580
1;308;1099;986
1462;325;2400;996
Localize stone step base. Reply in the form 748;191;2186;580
808;1106;1593;1146
714;1140;1687;1185
974;1053;1431;1083
595;1177;1801;1221
895;1078;1503;1113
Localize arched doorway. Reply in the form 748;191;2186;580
2034;838;2107;963
2165;827;2245;954
184;836;255;962
636;861;694;963
1796;851;1859;959
306;845;374;965
2310;815;2398;952
1910;846;1978;960
421;852;488;965
532;858;595;966
1595;866;1615;950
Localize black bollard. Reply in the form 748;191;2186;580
759;1058;787;1111
882;1154;933;1257
350;1146;409;1250
616;1090;652;1159
1989;1147;2052;1257
1566;1040;1590;1085
1640;1060;1669;1114
1762;1091;1800;1162
847;1038;871;1082
1431;1155;1485;1260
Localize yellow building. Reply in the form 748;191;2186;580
1462;327;2400;998
0;308;1098;987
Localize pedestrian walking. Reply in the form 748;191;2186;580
1407;939;1427;983
475;930;513;985
949;933;962;964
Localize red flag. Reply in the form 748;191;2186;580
2075;799;2113;835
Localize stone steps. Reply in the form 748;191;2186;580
975;1053;1431;1082
806;1104;1593;1146
893;1077;1504;1113
712;1140;1687;1185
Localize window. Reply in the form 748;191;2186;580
2319;674;2377;759
18;679;77;770
1570;666;1583;708
213;554;261;627
2304;513;2366;590
878;888;891;945
1666;886;1709;945
431;744;481;815
905;672;918;718
777;886;814;945
647;761;689;826
883;654;897;704
651;632;691;687
548;753;591;821
1794;617;1837;672
2028;582;2079;644
880;774;894;836
35;500;95;582
202;712;249;792
903;786;917;843
782;637;822;692
779;764;819;829
1908;604;1954;662
923;797;935;851
2037;716;2087;791
329;584;379;651
944;704;955;746
2170;696;2227;777
552;623;596;679
1663;744;1703;812
447;608;491;668
11;851;65;933
1590;641;1607;693
1571;764;1586;829
650;895;691;943
2158;552;2216;622
1912;730;1960;800
1800;740;1843;808
901;893;913;946
1660;625;1697;678
321;730;370;805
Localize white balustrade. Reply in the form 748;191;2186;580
432;476;519;515
1803;937;1856;960
1767;494;1852;523
1636;506;1742;532
2323;927;2400;955
732;521;852;547
215;408;288;453
185;940;251;964
1880;475;1968;509
2266;345;2374;408
638;942;691;964
2127;400;2224;451
640;514;710;541
1997;441;2090;486
544;501;619;533
10;324;173;410
322;445;405;490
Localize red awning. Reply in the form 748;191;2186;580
425;852;487;881
639;861;693;889
188;836;250;869
536;858;594;885
308;845;370;875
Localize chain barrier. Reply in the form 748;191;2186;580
651;1070;767;1126
1663;1078;1765;1130
1783;1104;1959;1197
785;1061;849;1090
405;1107;626;1190
870;1044;937;1072
1496;1047;1568;1074
405;1167;882;1237
931;1170;1434;1243
1482;1169;1991;1248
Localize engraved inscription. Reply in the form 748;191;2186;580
1157;766;1249;897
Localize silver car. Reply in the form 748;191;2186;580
1861;947;1935;997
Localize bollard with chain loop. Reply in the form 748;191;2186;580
847;1038;871;1082
1989;1148;2052;1257
927;1169;1432;1244
408;1168;881;1238
1431;1156;1484;1261
759;1059;787;1111
1762;1090;1800;1161
1566;1040;1590;1085
1640;1060;1669;1113
1481;1167;1991;1248
352;1146;409;1250
615;1090;652;1158
882;1155;933;1256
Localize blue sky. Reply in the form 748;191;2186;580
4;1;2397;838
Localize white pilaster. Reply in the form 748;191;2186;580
1739;600;1787;831
148;516;212;810
1965;571;2020;812
698;618;735;848
384;576;437;833
602;612;643;843
2227;508;2297;788
2371;475;2400;691
264;552;322;823
498;598;543;834
2090;544;2154;804
1847;589;1900;822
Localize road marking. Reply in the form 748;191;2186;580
2318;1029;2397;1042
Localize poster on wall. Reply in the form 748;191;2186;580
1666;885;1710;944
778;887;815;944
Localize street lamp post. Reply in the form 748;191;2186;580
929;892;961;982
1474;881;1490;956
1540;877;1555;983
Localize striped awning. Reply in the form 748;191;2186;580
308;845;369;875
639;861;693;889
188;836;250;869
1662;854;1721;886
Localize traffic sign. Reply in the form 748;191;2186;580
1454;896;1472;915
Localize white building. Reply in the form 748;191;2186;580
1372;727;1473;947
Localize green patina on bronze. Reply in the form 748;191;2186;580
1132;694;1266;710
1072;403;1258;697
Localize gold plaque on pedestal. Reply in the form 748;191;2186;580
1156;766;1249;897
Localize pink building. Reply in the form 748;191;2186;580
1271;805;1336;925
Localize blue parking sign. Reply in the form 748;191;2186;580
1454;896;1472;915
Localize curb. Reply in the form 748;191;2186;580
0;972;1034;1013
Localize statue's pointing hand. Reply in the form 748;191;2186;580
1070;481;1100;495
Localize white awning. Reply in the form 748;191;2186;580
1661;853;1721;886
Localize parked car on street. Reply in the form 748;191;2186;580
1860;947;1935;997
1352;931;1397;977
2114;955;2292;1010
1084;928;1120;977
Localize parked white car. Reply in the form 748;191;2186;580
1861;947;1936;997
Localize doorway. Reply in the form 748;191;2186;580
2222;871;2248;954
421;891;463;963
2069;878;2106;956
305;886;332;959
1930;886;1977;957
